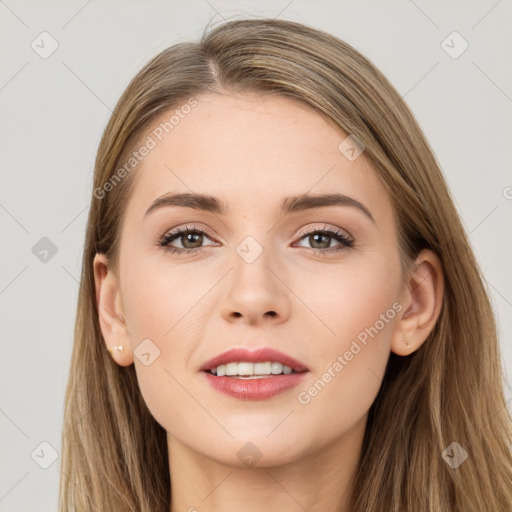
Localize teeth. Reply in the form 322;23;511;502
210;361;295;377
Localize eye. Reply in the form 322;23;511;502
157;223;354;256
294;225;354;253
158;224;217;255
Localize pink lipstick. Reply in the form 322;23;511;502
199;347;309;400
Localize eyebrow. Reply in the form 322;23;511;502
144;192;375;223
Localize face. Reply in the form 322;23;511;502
111;92;405;467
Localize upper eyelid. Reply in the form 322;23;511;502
163;224;215;239
298;224;352;239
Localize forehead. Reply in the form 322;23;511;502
124;92;391;222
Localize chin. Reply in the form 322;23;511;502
203;432;310;469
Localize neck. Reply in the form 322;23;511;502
167;414;366;512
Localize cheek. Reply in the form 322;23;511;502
292;248;402;353
119;256;212;430
121;256;200;342
289;254;401;428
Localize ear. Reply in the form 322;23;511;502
391;248;444;356
93;253;133;366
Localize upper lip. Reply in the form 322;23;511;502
199;347;309;373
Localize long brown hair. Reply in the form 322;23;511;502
59;17;512;511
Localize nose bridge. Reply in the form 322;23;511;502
231;232;275;294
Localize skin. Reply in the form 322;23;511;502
94;92;444;512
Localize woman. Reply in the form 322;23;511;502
59;17;512;512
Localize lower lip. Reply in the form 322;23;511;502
201;371;309;400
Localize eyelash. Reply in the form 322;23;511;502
157;223;354;256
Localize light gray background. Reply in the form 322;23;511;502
1;1;511;510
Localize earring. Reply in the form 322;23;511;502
107;345;124;354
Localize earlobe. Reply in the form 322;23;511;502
92;253;134;367
391;249;444;356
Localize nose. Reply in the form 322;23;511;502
220;249;291;326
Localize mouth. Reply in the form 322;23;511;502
199;347;309;400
